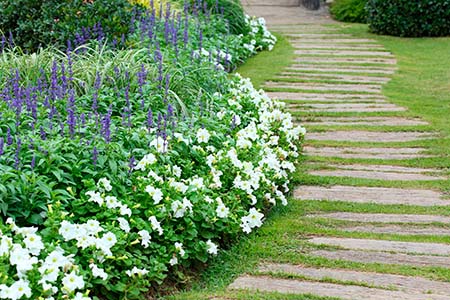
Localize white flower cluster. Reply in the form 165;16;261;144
244;14;277;51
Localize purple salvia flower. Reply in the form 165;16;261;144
40;126;47;140
101;106;112;143
6;128;13;146
31;154;36;170
147;108;153;132
92;146;98;166
14;138;21;169
0;138;4;156
128;156;135;173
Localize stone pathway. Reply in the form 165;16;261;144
229;1;450;299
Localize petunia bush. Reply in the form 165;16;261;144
0;1;302;299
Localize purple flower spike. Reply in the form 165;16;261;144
92;146;98;166
14;138;21;169
0;137;4;156
6;128;13;146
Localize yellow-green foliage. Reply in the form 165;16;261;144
129;0;180;12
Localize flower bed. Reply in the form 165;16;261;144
0;1;304;299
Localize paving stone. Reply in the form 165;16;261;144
294;185;447;206
304;146;433;160
292;44;385;50
293;56;397;65
306;131;434;142
259;263;450;294
294;50;394;57
342;225;450;236
290;103;405;113
307;212;450;224
229;275;449;300
265;81;382;93
290;38;378;43
309;237;450;255
287;66;396;74
300;116;428;126
286;33;355;38
308;163;445;181
245;0;301;6
268;91;386;100
278;73;391;83
311;249;450;268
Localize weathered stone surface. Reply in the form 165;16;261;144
265;81;382;93
306;131;434;142
294;56;397;65
286;33;354;38
310;237;450;255
229;275;449;300
259;263;450;294
287;66;396;74
245;0;301;5
311;249;450;268
342;225;450;236
294;50;394;57
292;44;385;50
304;146;433;160
308;163;445;181
294;185;447;206
300;116;428;126
268;91;386;100
307;212;450;224
290;38;377;43
278;73;391;83
290;103;405;113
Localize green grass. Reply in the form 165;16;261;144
162;22;450;300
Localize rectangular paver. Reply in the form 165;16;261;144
306;131;434;142
307;212;450;224
229;275;448;300
304;146;433;160
294;185;447;206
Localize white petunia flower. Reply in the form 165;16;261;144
145;185;163;204
85;191;103;206
62;271;85;292
134;153;157;171
206;240;218;255
174;242;185;257
196;128;210;143
117;217;130;233
89;263;108;280
216;203;229;218
97;178;112;192
138;230;151;248
149;216;163;235
125;267;149;277
23;233;44;256
9;280;32;299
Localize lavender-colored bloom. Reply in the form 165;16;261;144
40;126;47;140
147;108;153;132
128;156;135;173
14;138;21;169
6;128;13;146
0;137;4;156
31;154;36;170
102;106;112;143
92;146;98;166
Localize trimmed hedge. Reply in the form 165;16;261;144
330;0;368;23
366;0;450;37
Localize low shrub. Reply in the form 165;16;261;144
330;0;368;23
366;0;450;37
0;0;140;53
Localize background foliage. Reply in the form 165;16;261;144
330;0;368;23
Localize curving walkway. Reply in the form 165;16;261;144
229;1;450;299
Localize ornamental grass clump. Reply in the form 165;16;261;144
0;1;298;299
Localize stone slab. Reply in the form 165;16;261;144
291;104;405;113
278;73;391;83
308;212;450;224
306;131;434;142
245;0;301;6
287;66;396;74
342;225;450;236
304;146;433;160
229;275;448;300
309;163;445;181
265;81;382;93
301;116;428;126
290;38;377;43
311;249;450;268
259;263;450;295
294;50;394;57
292;44;385;50
309;237;450;255
268;91;386;100
286;33;355;38
293;56;397;65
294;185;447;206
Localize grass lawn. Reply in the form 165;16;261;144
162;23;450;300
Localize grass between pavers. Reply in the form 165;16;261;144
164;23;450;299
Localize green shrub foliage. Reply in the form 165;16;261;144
366;0;450;37
330;0;368;23
0;0;139;52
